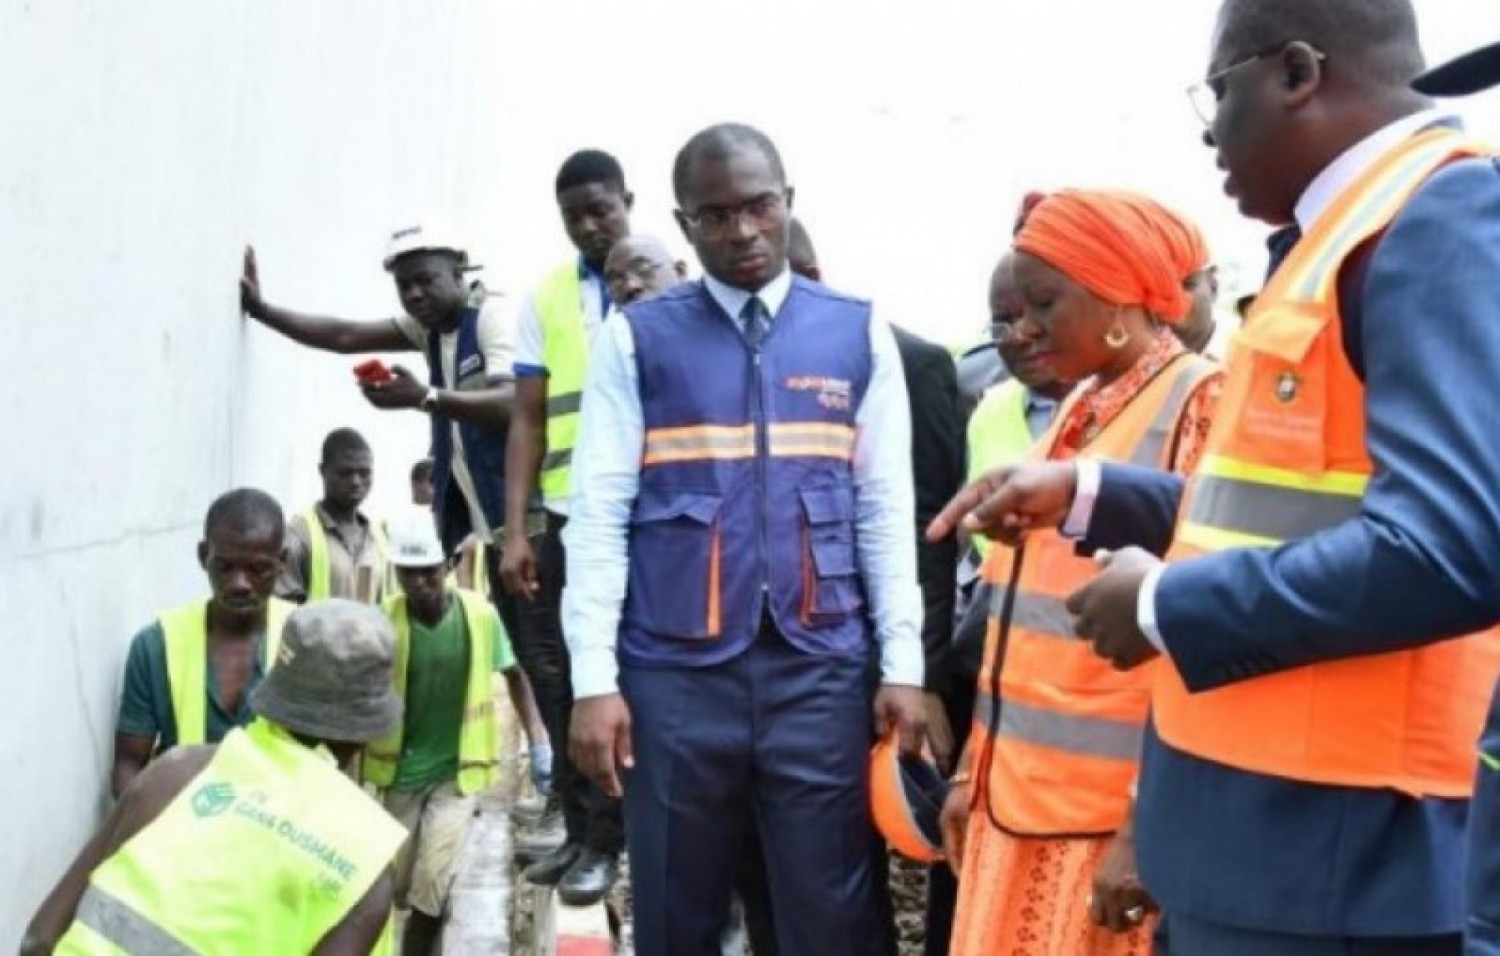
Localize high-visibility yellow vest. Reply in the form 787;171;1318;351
302;507;391;603
1154;128;1500;797
55;719;405;955
536;262;590;506
363;589;499;795
160;598;295;747
965;379;1041;559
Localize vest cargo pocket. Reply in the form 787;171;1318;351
799;483;863;624
625;492;724;639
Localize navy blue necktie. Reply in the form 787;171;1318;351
740;297;768;349
1266;224;1303;281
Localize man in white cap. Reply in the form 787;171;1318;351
22;600;408;954
239;223;518;605
365;508;530;956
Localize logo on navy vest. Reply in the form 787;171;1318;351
192;781;237;818
785;374;852;411
1275;371;1300;403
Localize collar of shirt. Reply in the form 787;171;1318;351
702;267;793;323
579;257;611;314
1294;108;1455;231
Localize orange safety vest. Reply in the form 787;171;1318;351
1153;128;1500;798
972;351;1218;835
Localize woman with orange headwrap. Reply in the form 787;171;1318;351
940;190;1223;955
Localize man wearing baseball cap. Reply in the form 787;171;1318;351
365;508;529;955
22;600;408;954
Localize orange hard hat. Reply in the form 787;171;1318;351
869;736;950;864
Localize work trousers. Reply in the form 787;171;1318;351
489;511;624;855
620;622;891;956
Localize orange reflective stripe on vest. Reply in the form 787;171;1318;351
642;421;856;466
972;352;1217;835
1155;128;1500;798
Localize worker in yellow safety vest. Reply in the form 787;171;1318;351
279;427;392;605
500;149;636;903
364;508;541;954
23;599;408;956
112;488;295;799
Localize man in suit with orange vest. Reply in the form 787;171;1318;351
933;1;1500;952
502;150;632;904
563;123;927;955
1409;32;1500;956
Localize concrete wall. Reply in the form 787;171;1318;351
0;1;502;941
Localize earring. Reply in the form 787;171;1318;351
1104;321;1129;350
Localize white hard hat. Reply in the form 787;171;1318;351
386;508;447;568
382;217;469;272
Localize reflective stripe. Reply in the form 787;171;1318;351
642;425;757;465
1482;750;1500;773
642;422;855;464
1292;134;1475;300
540;448;573;473
1129;355;1218;468
976;693;1143;762
1187;474;1364;542
766;422;856;460
994;590;1075;640
1195;453;1369;496
76;885;197;956
547;391;582;418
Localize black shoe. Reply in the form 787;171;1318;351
523;841;581;886
557;848;620;907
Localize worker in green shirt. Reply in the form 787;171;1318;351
365;509;540;956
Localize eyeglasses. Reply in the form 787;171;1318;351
680;192;787;235
609;257;669;283
990;320;1022;344
1186;41;1327;128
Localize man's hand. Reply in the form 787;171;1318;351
1089;828;1157;933
361;365;429;411
927;461;1078;547
1066;546;1162;671
873;684;928;759
500;532;539;599
923;691;956;774
240;245;267;320
938;777;972;876
569;693;634;798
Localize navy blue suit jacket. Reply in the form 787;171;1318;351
1083;156;1500;936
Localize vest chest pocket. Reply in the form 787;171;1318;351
799;484;864;625
625;492;723;640
1224;306;1332;472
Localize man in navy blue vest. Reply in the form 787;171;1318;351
562;123;927;955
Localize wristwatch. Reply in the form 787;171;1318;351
420;387;440;413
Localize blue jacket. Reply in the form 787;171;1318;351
619;277;873;668
428;299;508;553
1084;156;1500;936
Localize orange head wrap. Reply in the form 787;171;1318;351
1013;190;1207;323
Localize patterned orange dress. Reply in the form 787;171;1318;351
949;328;1221;956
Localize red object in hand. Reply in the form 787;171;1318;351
354;359;393;384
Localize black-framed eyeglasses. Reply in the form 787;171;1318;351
1186;41;1327;128
680;192;788;235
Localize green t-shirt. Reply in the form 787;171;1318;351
390;595;514;791
116;618;272;753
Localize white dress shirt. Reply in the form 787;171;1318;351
561;268;924;698
1063;108;1453;654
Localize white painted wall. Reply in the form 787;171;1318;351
1;0;1496;943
